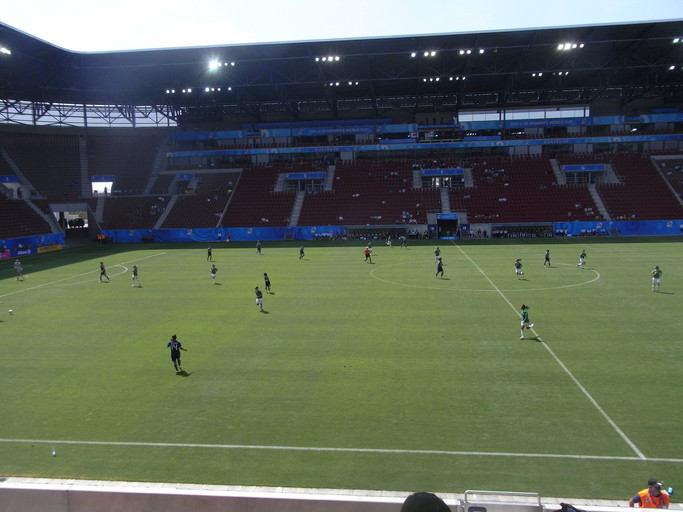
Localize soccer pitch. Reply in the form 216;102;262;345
0;238;681;500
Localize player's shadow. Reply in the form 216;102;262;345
213;282;223;286
267;291;276;295
521;336;541;342
437;277;451;280
656;291;674;294
176;370;192;377
261;310;270;314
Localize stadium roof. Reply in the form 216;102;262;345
1;19;683;120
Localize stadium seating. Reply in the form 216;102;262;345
162;172;240;228
557;153;683;220
297;159;440;226
451;155;600;223
102;196;171;229
1;133;82;200
0;196;52;239
86;133;163;195
221;164;297;227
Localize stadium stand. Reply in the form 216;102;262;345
450;156;600;223
162;172;240;228
297;159;440;226
86;132;163;196
0;195;52;239
220;164;297;228
0;132;82;200
557;153;683;221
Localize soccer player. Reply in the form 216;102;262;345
167;334;187;373
514;259;524;279
13;259;24;280
543;250;551;267
207;245;213;261
256;241;262;255
578;249;587;268
255;286;264;312
131;264;142;287
263;272;271;293
364;246;372;263
651;265;663;292
435;257;444;278
299;245;305;259
434;247;441;262
400;236;408;249
210;264;218;284
385;238;392;248
99;262;110;282
520;304;535;339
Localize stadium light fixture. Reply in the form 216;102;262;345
673;37;682;43
557;42;585;51
0;46;11;55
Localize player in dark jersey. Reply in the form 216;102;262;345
299;245;305;259
263;273;272;293
167;334;188;373
99;262;110;282
256;241;262;255
207;245;213;261
435;257;444;278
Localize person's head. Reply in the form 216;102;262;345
401;493;451;512
521;304;528;310
255;286;259;290
648;479;663;495
264;273;268;276
171;334;177;340
655;265;659;270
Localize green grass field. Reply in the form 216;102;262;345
0;237;681;500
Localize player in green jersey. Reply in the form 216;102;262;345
255;286;264;311
651;265;663;291
514;259;524;279
131;264;141;287
210;264;218;285
578;250;587;268
520;304;535;339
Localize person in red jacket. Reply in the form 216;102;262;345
629;478;670;508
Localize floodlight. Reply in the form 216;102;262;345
208;59;220;71
0;47;10;55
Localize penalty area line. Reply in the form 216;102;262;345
0;438;678;463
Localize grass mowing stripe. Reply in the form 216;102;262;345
452;241;646;460
1;438;678;462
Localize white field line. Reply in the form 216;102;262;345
452;243;646;460
0;252;166;299
0;438;679;462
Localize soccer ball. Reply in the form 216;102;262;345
8;309;13;315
